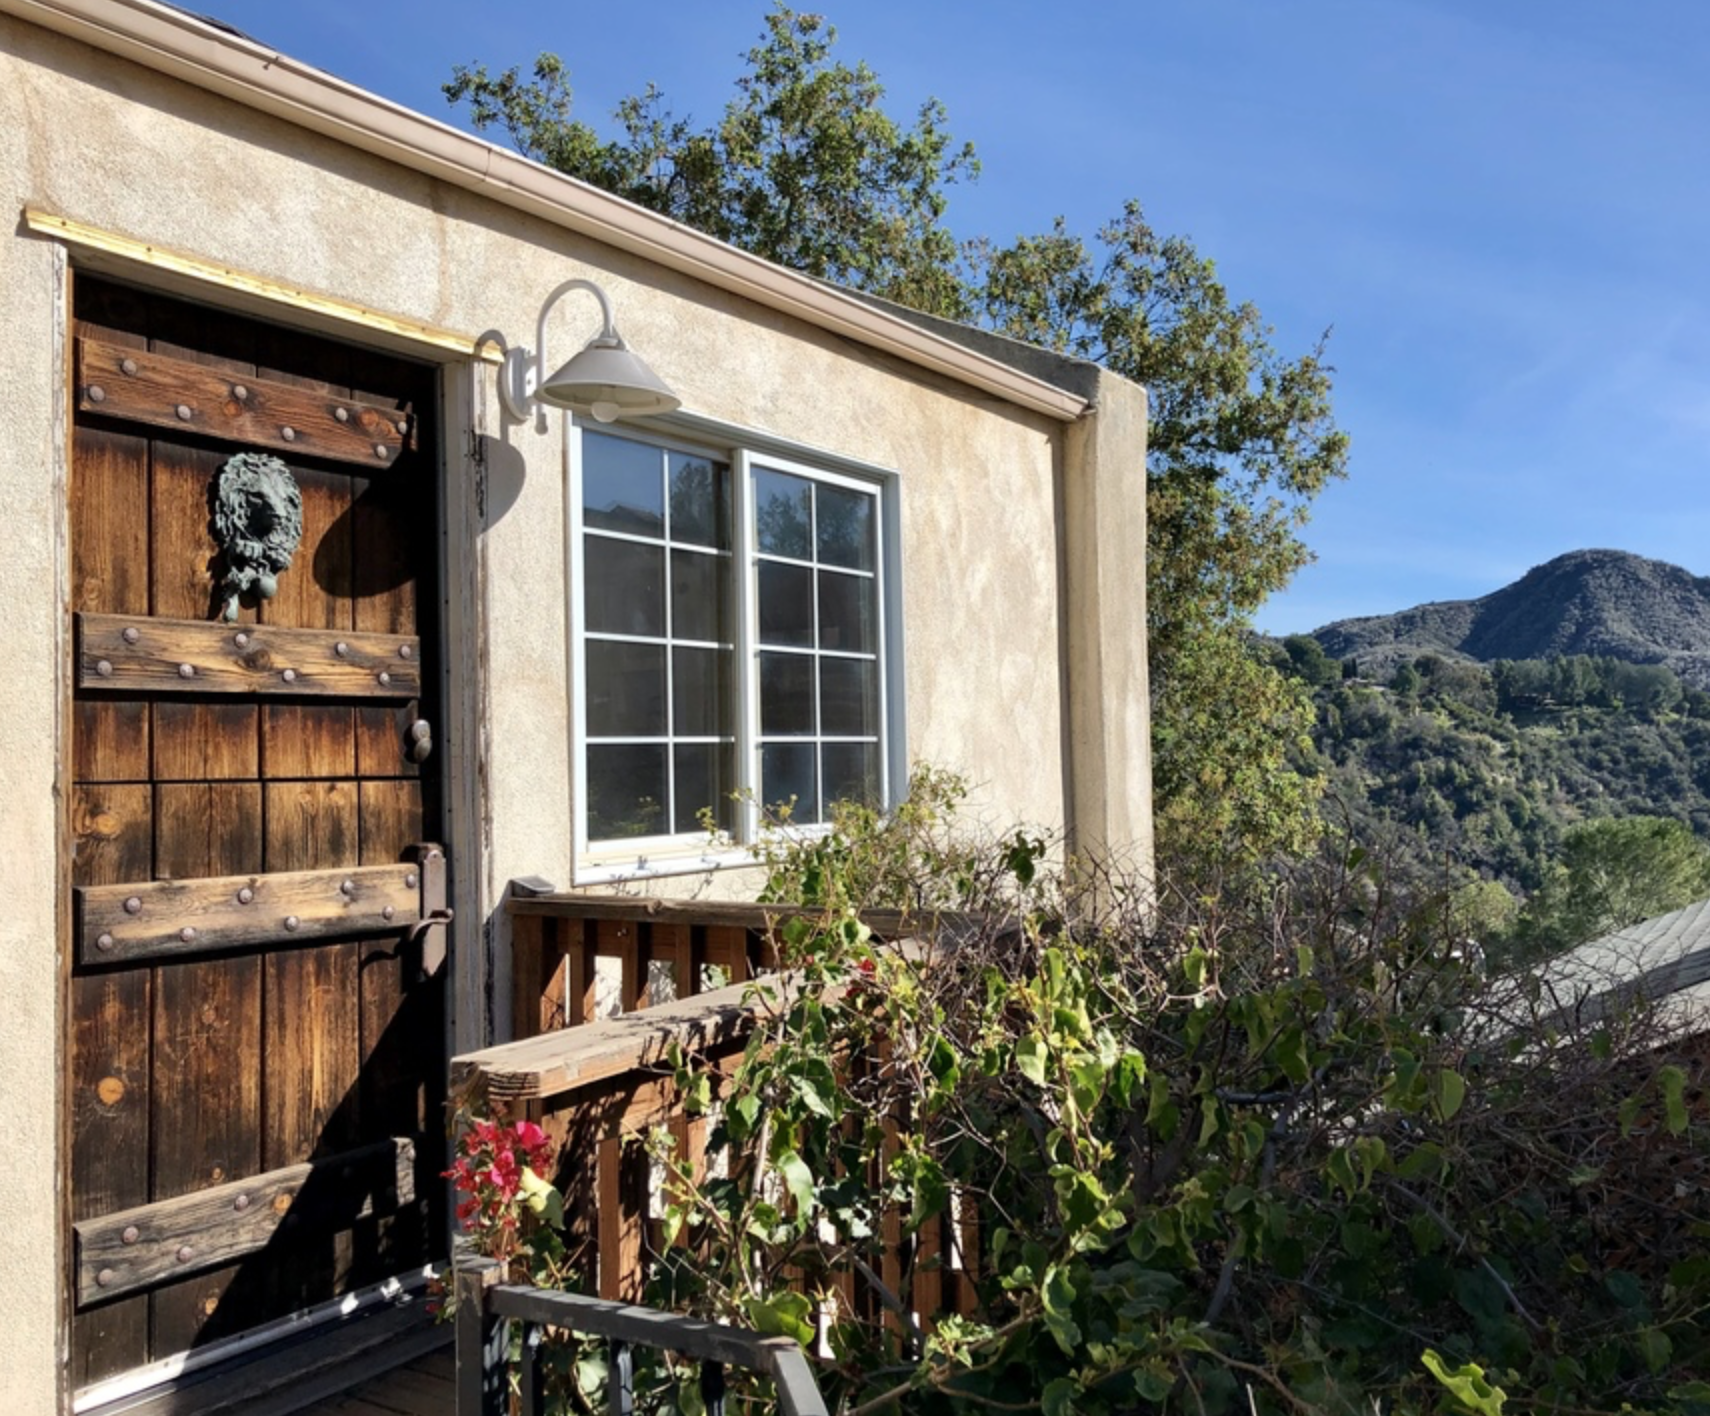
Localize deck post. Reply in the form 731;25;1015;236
454;1254;507;1416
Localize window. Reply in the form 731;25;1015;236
572;426;895;872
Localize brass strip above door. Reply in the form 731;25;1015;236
28;208;500;363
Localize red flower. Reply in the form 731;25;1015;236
486;1147;521;1199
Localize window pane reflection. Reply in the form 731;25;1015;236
762;742;818;822
758;562;813;647
673;646;729;737
760;653;815;736
672;550;727;643
585;538;665;637
583;432;663;536
586;640;667;737
674;743;734;834
669;455;728;548
820;658;877;737
755;469;812;559
587;743;667;839
816;484;873;570
822;742;879;809
817;571;875;653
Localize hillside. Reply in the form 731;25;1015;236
1311;549;1710;686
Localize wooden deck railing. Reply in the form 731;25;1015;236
456;1254;830;1416
449;889;981;1407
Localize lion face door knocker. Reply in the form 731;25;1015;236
212;452;304;622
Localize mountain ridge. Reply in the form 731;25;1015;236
1311;549;1710;686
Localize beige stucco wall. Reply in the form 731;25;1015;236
0;18;1121;1410
1064;370;1154;873
0;211;69;1416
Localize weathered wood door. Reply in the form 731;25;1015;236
67;278;447;1392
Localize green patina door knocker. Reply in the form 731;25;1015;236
210;451;304;622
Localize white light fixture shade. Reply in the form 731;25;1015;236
496;276;682;430
538;334;681;422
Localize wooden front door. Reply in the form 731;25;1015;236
67;278;447;1393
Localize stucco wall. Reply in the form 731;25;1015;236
0;217;68;1416
0;20;1097;1408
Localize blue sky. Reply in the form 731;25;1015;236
203;0;1710;633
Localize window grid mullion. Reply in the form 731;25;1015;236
659;446;677;833
733;449;760;844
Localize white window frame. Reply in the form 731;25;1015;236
568;416;904;884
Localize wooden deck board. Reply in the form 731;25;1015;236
288;1346;452;1416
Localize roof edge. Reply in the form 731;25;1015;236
836;285;1119;406
2;0;1088;423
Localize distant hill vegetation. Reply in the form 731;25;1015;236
1263;555;1710;958
1310;548;1710;686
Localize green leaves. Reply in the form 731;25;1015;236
1432;1067;1467;1122
517;1167;564;1229
1016;1034;1049;1087
1421;1349;1507;1415
1659;1063;1690;1135
744;1291;816;1347
775;1149;815;1218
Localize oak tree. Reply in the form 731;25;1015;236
448;6;1347;861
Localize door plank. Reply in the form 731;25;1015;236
154;701;260;781
77;337;413;469
261;467;358;780
357;701;423;780
70;425;149;615
264;705;358;779
265;781;359;869
73;783;153;886
75;1137;417;1304
76;863;422;965
264;773;364;1316
356;781;435;1283
150;775;266;1358
70;783;154;1382
156;783;264;888
81;614;422;699
151;440;235;624
75;699;152;786
265;944;362;1164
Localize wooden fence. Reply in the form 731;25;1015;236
452;890;978;1330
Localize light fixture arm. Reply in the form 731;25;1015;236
496;275;679;430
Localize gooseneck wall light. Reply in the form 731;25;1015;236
497;277;681;432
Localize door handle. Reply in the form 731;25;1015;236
407;718;432;764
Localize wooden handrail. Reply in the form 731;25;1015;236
452;968;786;1102
456;1255;830;1416
453;941;933;1102
508;888;979;938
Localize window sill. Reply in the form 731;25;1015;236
571;822;838;887
571;842;760;887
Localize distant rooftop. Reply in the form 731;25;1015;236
1537;897;1710;1035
